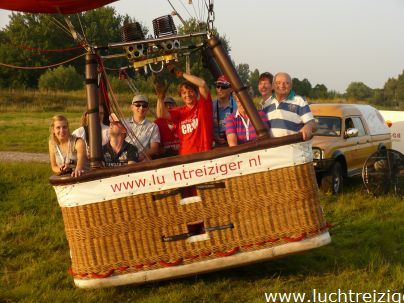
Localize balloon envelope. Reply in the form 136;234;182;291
0;0;118;14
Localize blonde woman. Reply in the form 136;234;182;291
48;115;88;177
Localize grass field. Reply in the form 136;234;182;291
0;162;403;303
0;88;396;154
0;90;141;153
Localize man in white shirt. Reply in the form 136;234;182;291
126;95;160;160
263;72;316;140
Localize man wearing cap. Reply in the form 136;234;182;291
262;72;316;141
102;121;139;167
126;95;160;160
156;64;213;155
258;72;274;109
154;96;180;157
212;75;237;147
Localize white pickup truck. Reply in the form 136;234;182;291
379;110;404;154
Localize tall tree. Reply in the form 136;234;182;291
0;8;135;88
396;70;404;106
236;63;250;86
311;84;328;99
383;78;397;105
371;88;385;106
249;68;260;96
383;77;398;102
345;82;372;100
292;78;312;97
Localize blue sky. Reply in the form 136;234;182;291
1;0;404;92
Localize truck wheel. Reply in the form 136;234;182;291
321;162;343;194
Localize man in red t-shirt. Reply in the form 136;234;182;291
156;64;213;155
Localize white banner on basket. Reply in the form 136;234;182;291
54;141;313;207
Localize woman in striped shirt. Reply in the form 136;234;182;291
225;94;270;146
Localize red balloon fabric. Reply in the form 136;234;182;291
0;0;117;14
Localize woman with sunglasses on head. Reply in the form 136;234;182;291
225;93;270;147
125;95;160;161
212;75;237;147
48;115;88;177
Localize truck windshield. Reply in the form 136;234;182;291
313;116;341;137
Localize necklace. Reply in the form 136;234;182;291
56;138;71;165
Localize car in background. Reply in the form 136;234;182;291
310;104;391;194
379;110;404;155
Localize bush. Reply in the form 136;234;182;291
108;76;132;94
38;65;83;91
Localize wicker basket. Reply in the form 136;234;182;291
51;138;330;288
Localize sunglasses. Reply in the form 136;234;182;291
133;103;149;108
216;84;231;90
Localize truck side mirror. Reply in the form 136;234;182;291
344;128;359;138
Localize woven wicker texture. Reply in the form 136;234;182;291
61;162;326;277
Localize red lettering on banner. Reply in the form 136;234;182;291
109;153;265;193
195;168;203;177
249;155;261;167
172;160;246;181
110;178;147;192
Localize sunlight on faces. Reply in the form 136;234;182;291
215;84;232;99
109;122;126;140
234;94;246;116
51;116;70;143
164;101;176;110
258;78;272;96
274;73;292;97
165;103;176;109
164;96;177;110
131;102;149;119
180;86;198;106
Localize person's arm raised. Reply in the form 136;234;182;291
155;82;171;120
182;73;210;100
167;63;210;100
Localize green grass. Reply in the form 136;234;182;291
2;88;396;153
0;162;403;302
0;112;83;153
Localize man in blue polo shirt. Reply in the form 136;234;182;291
263;72;316;140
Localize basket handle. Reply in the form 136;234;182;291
161;223;234;242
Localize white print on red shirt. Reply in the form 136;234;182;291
181;118;199;135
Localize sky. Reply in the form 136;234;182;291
0;0;404;93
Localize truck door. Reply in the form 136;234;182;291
351;116;373;175
342;117;360;175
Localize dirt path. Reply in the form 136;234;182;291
0;151;49;163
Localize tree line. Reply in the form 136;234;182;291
1;8;403;107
